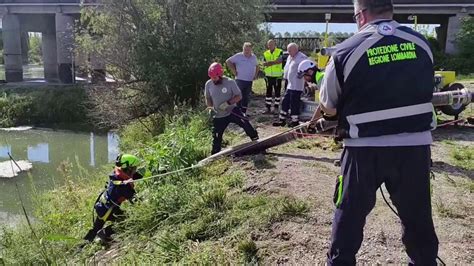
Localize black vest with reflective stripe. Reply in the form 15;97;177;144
334;20;434;139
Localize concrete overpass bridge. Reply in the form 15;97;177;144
0;1;472;83
0;0;100;83
269;0;474;55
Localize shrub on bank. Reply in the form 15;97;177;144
0;86;91;129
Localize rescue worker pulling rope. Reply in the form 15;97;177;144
83;154;144;243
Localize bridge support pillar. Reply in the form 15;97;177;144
2;14;23;82
435;23;447;52
55;13;75;83
20;31;29;65
446;13;468;55
42;32;58;81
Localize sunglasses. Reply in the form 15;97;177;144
353;8;367;22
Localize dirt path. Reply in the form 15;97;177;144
236;95;474;264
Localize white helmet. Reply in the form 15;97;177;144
297;59;316;78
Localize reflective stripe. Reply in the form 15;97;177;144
280;110;287;115
279;115;286;120
393;29;433;63
291;115;299;122
344;21;433;81
100;206;115;221
347;102;433;124
335;175;343;208
346;102;433;138
344;31;382;81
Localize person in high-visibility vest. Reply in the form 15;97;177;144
262;39;284;114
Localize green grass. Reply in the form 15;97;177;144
457;74;474;81
435;196;466;219
253;78;267;96
0;111;309;264
450;147;474;171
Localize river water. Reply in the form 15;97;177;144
0;128;119;226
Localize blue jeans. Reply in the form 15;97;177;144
236;79;253;113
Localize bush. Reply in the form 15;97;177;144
0;93;33;127
0;87;92;129
427;17;474;74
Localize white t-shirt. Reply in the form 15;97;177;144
285;52;307;91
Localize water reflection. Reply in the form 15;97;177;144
27;143;49;163
0;129;120;226
0;145;11;158
108;132;120;163
90;133;95;166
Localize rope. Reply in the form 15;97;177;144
437;118;466;128
380;185;446;266
120;105;323;185
291;131;333;138
112;164;201;185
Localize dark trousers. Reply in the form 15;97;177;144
236;79;253;113
84;205;124;242
327;146;439;265
280;89;302;122
212;108;258;154
265;77;282;109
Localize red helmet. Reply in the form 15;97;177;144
208;62;224;79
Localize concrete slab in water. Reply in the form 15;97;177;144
0;126;33;131
0;160;32;178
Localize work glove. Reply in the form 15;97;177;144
307;122;317;134
206;106;216;115
218;101;232;111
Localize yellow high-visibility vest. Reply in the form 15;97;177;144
263;48;283;78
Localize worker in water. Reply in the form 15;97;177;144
297;59;325;100
316;0;439;264
83;154;144;243
273;43;307;127
262;39;284;114
205;62;259;154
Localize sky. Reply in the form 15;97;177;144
269;22;438;34
269;22;358;34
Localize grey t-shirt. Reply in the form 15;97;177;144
228;53;258;82
205;77;242;118
320;57;433;147
285;51;307;91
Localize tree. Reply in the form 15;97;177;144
28;33;43;64
283;32;291;37
457;16;474;58
79;0;269;128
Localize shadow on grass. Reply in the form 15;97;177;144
432;161;474;180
